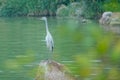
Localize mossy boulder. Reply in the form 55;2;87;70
35;60;76;80
56;4;69;17
56;2;83;17
110;12;120;26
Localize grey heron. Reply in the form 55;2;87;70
40;17;54;53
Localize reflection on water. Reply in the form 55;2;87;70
0;17;118;80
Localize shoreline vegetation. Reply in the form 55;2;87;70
0;0;120;19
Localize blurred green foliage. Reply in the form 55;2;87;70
103;0;120;12
0;0;120;18
81;0;103;19
53;19;120;79
0;0;28;16
65;24;120;80
0;0;72;17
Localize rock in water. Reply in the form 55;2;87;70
35;60;76;80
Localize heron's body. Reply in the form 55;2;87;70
45;31;54;52
41;17;54;52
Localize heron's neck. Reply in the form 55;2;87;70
45;20;49;33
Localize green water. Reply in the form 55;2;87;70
0;17;96;80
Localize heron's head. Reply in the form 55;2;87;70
40;17;47;21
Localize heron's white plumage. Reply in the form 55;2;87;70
45;31;54;51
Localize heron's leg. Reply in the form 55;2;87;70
46;51;50;60
46;51;51;60
48;51;53;60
